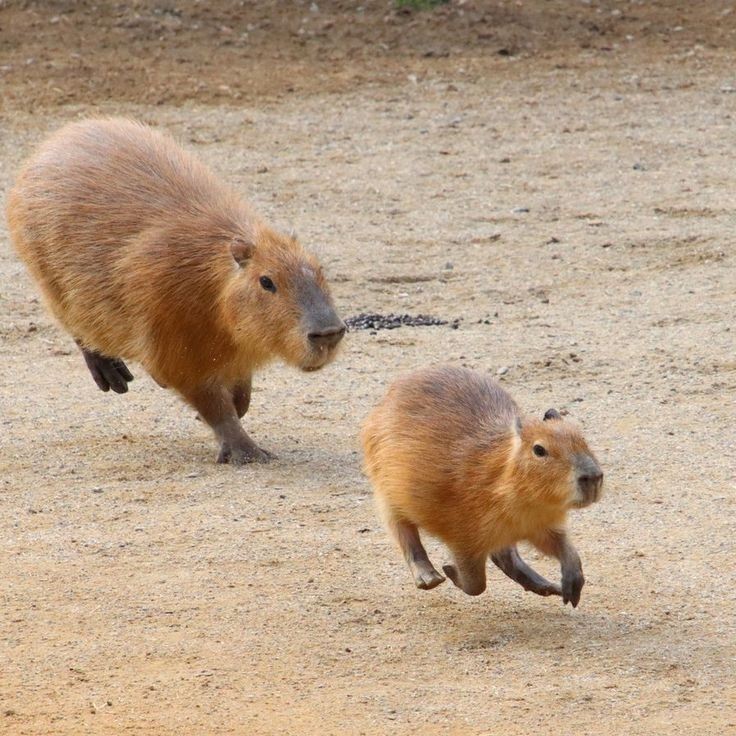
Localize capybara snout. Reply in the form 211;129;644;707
574;454;604;507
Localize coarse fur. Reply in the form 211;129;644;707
361;365;603;605
7;118;345;464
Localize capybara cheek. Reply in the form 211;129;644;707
273;326;313;369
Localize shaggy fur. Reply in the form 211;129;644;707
361;365;603;603
7;118;344;463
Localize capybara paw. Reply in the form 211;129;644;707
442;564;461;589
561;571;585;608
82;350;134;394
539;582;563;598
414;568;445;591
217;443;273;465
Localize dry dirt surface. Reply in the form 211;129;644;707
1;2;735;734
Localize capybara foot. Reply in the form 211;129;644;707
443;564;461;588
539;582;563;597
81;348;134;394
442;564;486;596
217;442;274;465
561;570;584;608
413;565;445;591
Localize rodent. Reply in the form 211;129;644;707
361;365;603;607
6;118;345;464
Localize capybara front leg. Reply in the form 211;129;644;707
184;382;271;465
232;377;252;419
531;530;584;608
77;341;134;394
491;546;562;598
443;554;487;596
393;519;445;590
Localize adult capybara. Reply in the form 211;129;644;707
361;366;603;607
7;118;345;464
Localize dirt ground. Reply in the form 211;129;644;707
1;2;735;734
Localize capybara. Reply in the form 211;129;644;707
361;366;603;607
7;118;345;464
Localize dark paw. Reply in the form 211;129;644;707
414;567;445;591
442;564;460;588
562;571;585;608
537;582;563;598
217;443;274;465
81;349;134;394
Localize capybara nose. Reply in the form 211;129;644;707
577;471;603;502
308;323;346;350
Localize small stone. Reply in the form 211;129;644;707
497;366;509;376
512;206;530;214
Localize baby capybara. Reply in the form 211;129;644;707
7;118;345;464
361;366;603;607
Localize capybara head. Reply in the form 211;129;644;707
222;226;344;371
513;410;603;510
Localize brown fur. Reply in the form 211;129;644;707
361;365;603;604
7;118;344;463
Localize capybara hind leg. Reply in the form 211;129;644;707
531;530;584;608
232;377;252;419
491;546;562;598
392;519;445;590
77;341;134;394
184;383;271;465
443;554;487;596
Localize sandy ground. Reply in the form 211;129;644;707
1;2;735;734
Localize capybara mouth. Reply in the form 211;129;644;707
300;353;334;372
299;343;340;372
572;480;602;509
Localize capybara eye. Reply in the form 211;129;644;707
259;276;276;293
533;444;548;457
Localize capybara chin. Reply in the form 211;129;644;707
7;118;345;465
361;366;603;607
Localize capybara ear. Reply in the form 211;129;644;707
230;238;254;266
543;408;562;421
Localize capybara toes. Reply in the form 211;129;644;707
361;366;603;607
7;118;345;465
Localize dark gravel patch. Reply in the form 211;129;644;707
345;313;461;331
